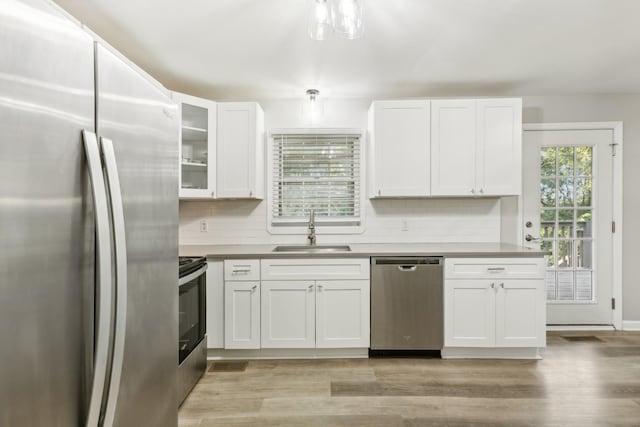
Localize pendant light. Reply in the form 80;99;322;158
332;0;364;39
308;0;364;40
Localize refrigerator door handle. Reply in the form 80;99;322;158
82;130;113;427
100;137;128;427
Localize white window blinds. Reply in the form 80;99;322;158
271;133;361;225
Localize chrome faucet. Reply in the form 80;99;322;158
307;209;316;246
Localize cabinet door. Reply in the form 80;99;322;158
431;100;477;196
444;280;495;347
476;98;522;196
224;281;260;349
216;102;264;199
369;100;430;197
315;280;370;348
495;280;545;347
173;92;216;199
261;281;315;348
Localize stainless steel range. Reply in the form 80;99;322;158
178;256;207;404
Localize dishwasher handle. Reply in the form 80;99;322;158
398;265;417;272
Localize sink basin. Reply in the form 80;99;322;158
272;245;352;253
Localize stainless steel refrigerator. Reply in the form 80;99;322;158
0;0;179;425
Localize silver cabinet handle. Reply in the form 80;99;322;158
490;283;495;289
499;282;505;289
82;130;113;427
471;189;475;194
487;267;506;272
211;191;215;197
249;190;253;197
317;285;323;291
251;285;257;292
378;189;381;196
308;284;314;291
479;188;484;194
232;269;251;273
100;137;128;427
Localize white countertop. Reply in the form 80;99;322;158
179;242;548;259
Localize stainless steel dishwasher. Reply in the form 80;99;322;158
371;257;444;351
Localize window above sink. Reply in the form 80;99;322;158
267;128;365;235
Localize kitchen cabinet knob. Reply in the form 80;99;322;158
317;285;323;291
490;283;495;289
378;189;381;196
479;188;484;194
499;282;504;289
251;285;257;292
308;284;314;291
211;191;215;197
249;190;253;197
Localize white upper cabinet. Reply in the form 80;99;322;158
216;102;265;199
368;100;431;197
431;98;522;197
476;98;522;196
431;99;477;196
173;92;216;199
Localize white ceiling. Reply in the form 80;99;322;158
54;0;640;100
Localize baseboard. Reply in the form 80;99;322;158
441;347;542;359
622;321;640;331
207;347;369;360
546;325;615;331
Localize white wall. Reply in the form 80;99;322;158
179;98;502;246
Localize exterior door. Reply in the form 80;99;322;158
523;129;614;325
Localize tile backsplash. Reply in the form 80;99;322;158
179;198;502;245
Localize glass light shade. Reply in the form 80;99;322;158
332;0;363;39
308;0;333;40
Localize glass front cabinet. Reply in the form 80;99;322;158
172;92;216;199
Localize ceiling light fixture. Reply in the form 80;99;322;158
308;0;363;40
305;89;321;124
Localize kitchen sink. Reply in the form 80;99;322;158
272;245;352;253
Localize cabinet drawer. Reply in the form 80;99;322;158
224;259;260;281
445;258;544;280
261;258;370;281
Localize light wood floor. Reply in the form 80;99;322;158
179;331;640;426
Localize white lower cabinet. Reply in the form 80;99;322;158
260;279;371;349
224;281;260;349
316;280;370;348
444;280;496;347
260;281;316;348
444;258;546;351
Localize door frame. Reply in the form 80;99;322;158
521;122;623;330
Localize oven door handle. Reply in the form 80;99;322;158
179;265;208;286
100;137;128;427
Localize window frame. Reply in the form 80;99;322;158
266;128;366;235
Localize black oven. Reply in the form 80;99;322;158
178;256;207;404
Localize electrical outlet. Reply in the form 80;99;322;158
401;219;409;231
199;219;208;232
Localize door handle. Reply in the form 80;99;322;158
525;234;542;242
82;130;113;427
100;137;128;427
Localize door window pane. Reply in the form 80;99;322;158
540;147;556;176
541;179;556;207
557;271;575;300
576;209;592;238
557;178;574;207
575;178;592;207
576;271;593;300
541;240;554;267
557;240;573;268
546;271;557;300
540;209;555;238
558;146;574;176
575;239;592;269
576;146;593;176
